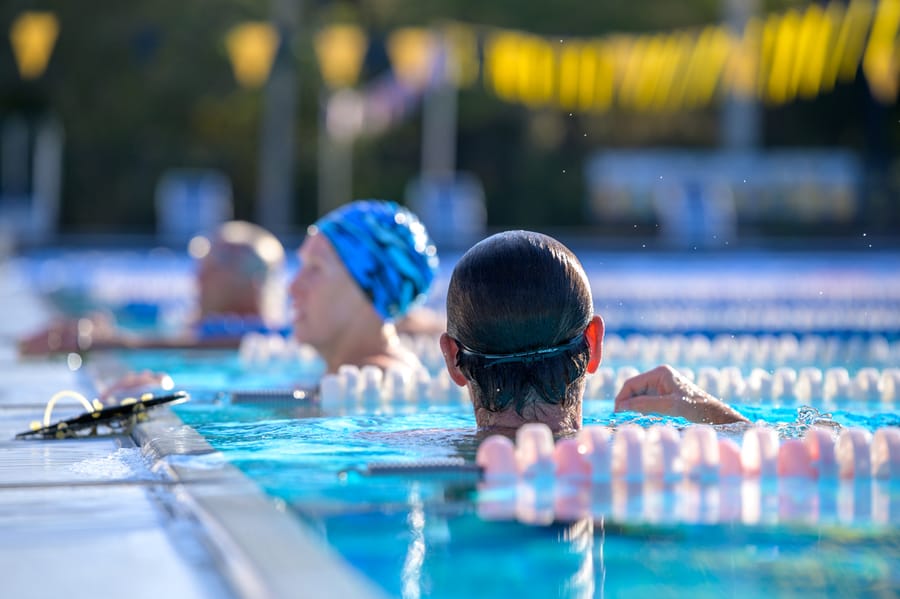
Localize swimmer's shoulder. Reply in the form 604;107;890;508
360;346;423;376
395;307;444;336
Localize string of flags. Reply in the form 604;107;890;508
8;0;900;111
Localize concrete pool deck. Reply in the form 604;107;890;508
0;260;387;599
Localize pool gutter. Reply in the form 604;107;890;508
134;409;390;599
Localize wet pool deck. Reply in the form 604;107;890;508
0;261;386;599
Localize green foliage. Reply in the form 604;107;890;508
0;0;896;236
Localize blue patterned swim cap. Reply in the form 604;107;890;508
311;200;439;321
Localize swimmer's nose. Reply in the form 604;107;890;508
288;270;304;300
196;258;210;281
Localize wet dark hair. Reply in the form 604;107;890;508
446;231;593;416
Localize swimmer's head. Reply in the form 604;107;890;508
310;200;439;321
442;231;603;432
194;221;286;323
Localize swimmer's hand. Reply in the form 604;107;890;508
98;370;175;404
18;313;118;356
614;365;749;425
395;306;445;336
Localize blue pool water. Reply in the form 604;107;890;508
19;248;900;597
166;396;900;599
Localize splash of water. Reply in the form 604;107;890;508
774;405;841;439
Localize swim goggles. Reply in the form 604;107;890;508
454;332;586;366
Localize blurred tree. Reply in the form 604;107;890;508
0;0;895;238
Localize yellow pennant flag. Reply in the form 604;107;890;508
863;0;900;103
10;11;59;80
314;24;368;88
226;22;280;88
387;27;437;89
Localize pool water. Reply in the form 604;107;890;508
161;392;900;599
20;248;900;597
117;349;323;392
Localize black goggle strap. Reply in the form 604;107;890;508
455;332;585;367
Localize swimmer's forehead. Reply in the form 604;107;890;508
298;230;340;263
215;222;284;265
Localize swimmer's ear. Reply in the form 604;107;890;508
440;333;468;387
585;315;604;374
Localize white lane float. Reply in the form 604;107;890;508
804;426;837;478
477;423;900;483
475;435;517;481
680;425;718;480
872;427;900;479
238;331;899;408
777;438;814;477
836;427;873;479
576;426;612;482
516;423;556;479
741;427;779;478
553;438;590;480
881;369;900;402
241;331;900;375
644;425;681;481
612;424;645;481
472;423;900;525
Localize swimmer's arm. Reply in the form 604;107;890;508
95;370;173;403
109;334;241;350
18;314;120;356
614;365;749;425
18;318;241;355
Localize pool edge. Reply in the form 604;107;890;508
134;408;391;599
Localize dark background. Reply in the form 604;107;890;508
0;0;897;242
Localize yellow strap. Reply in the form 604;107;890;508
42;390;94;427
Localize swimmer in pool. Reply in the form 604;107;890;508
193;220;287;335
289;199;439;375
18;220;288;355
439;230;748;433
